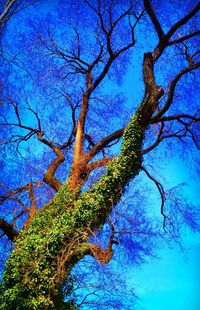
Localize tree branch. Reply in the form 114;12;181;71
168;30;200;46
87;157;113;173
87;127;125;159
142;122;164;154
0;218;18;241
0;0;38;29
141;166;167;231
37;132;64;191
57;91;78;150
82;220;117;264
152;2;200;60
0;181;43;226
165;3;200;42
0;0;16;26
144;0;164;40
152;61;200;122
72;91;90;165
154;113;200;123
0;182;42;206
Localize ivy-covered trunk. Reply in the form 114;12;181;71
0;113;144;309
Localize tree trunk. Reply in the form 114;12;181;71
0;111;144;309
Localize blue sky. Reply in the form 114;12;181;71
127;157;200;310
131;242;200;310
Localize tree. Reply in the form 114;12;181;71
0;0;200;309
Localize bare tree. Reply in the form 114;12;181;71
0;0;199;309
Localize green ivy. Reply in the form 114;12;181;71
0;114;144;309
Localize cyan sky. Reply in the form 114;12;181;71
127;157;200;310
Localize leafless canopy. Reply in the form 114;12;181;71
0;1;199;301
